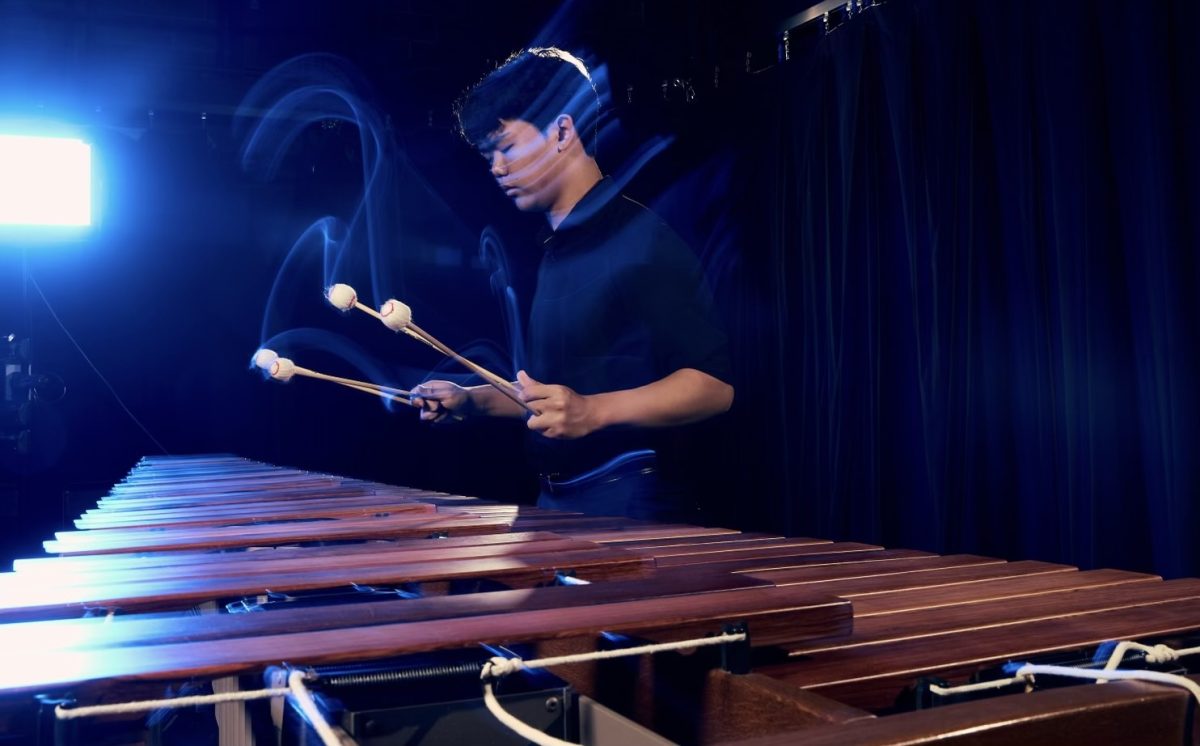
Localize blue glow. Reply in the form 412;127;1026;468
0;134;92;227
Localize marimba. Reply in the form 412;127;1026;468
1;455;1197;745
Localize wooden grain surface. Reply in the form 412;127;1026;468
716;679;1194;746
0;584;851;696
760;583;1200;711
43;513;514;555
0;570;772;653
12;531;571;574
0;547;656;621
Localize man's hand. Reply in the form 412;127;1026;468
411;380;472;423
518;370;601;439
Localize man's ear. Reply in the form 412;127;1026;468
554;114;576;150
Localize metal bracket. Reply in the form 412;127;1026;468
720;623;751;674
34;694;76;746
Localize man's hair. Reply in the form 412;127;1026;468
454;47;600;156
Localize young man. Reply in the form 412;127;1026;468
413;47;733;521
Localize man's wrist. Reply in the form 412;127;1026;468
585;392;614;432
461;386;487;417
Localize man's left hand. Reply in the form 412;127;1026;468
517;370;600;439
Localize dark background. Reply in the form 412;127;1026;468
1;0;1196;579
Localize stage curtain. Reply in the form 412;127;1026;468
725;0;1198;577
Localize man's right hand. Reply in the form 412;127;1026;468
411;380;473;423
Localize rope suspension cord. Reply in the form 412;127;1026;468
479;631;748;746
1102;641;1200;670
52;632;749;746
927;639;1200;705
55;671;343;746
54;687;289;720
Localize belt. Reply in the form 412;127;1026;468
538;450;658;495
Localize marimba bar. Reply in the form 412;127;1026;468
0;454;1196;745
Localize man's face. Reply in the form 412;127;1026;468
478;119;563;213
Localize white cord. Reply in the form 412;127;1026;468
286;669;345;746
479;631;747;746
1103;641;1200;670
482;680;577;746
928;677;1033;696
54;633;748;746
54;671;343;746
1013;664;1200;704
480;632;746;679
55;687;290;720
927;640;1200;705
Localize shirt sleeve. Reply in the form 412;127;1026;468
621;217;733;384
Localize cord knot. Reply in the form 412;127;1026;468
482;656;525;680
1145;644;1179;664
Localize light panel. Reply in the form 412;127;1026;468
0;134;92;227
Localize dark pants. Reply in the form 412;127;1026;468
536;450;698;523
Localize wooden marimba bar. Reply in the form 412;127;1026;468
0;454;1198;745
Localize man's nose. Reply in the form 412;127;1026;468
490;152;507;177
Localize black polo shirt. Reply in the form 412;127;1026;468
526;177;731;479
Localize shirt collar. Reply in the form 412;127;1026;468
539;176;617;246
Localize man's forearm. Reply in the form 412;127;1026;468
589;368;733;430
467;384;529;418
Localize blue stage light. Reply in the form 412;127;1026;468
0;133;92;228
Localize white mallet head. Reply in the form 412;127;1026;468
379;299;413;331
252;348;278;370
326;283;357;311
269;357;297;382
